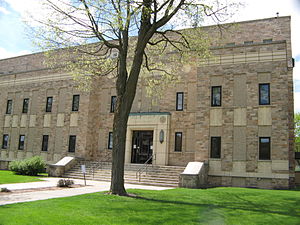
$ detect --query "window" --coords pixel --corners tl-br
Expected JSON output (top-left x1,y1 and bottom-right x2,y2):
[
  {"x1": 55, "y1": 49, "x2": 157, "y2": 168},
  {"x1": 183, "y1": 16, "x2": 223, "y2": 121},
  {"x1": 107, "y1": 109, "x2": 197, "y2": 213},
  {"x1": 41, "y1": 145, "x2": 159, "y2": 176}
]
[
  {"x1": 68, "y1": 135, "x2": 76, "y2": 152},
  {"x1": 45, "y1": 97, "x2": 53, "y2": 112},
  {"x1": 110, "y1": 96, "x2": 117, "y2": 113},
  {"x1": 244, "y1": 41, "x2": 253, "y2": 45},
  {"x1": 18, "y1": 135, "x2": 25, "y2": 150},
  {"x1": 226, "y1": 42, "x2": 235, "y2": 47},
  {"x1": 22, "y1": 98, "x2": 29, "y2": 113},
  {"x1": 175, "y1": 132, "x2": 182, "y2": 152},
  {"x1": 108, "y1": 132, "x2": 113, "y2": 149},
  {"x1": 263, "y1": 39, "x2": 272, "y2": 43},
  {"x1": 259, "y1": 137, "x2": 271, "y2": 160},
  {"x1": 176, "y1": 92, "x2": 184, "y2": 111},
  {"x1": 259, "y1": 83, "x2": 270, "y2": 105},
  {"x1": 42, "y1": 135, "x2": 49, "y2": 151},
  {"x1": 211, "y1": 137, "x2": 221, "y2": 158},
  {"x1": 211, "y1": 86, "x2": 222, "y2": 107},
  {"x1": 6, "y1": 100, "x2": 12, "y2": 114},
  {"x1": 72, "y1": 95, "x2": 80, "y2": 111},
  {"x1": 2, "y1": 134, "x2": 9, "y2": 149}
]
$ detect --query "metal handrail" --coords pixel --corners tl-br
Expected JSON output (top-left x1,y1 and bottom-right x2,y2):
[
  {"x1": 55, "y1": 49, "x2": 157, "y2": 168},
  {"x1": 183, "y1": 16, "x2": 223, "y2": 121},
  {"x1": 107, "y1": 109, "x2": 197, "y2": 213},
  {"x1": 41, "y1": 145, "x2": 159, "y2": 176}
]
[
  {"x1": 91, "y1": 151, "x2": 112, "y2": 179},
  {"x1": 136, "y1": 154, "x2": 155, "y2": 182}
]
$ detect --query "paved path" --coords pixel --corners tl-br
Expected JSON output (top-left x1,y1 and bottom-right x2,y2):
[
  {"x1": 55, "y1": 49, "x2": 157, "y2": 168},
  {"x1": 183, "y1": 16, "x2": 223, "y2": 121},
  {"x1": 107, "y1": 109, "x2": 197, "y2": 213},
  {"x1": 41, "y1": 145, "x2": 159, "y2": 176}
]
[{"x1": 0, "y1": 178, "x2": 172, "y2": 206}]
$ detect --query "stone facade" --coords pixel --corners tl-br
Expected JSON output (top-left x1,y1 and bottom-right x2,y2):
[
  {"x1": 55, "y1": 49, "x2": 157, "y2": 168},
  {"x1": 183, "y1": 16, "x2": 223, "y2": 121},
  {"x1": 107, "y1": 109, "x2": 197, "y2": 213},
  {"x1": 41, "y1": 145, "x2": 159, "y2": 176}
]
[{"x1": 0, "y1": 16, "x2": 295, "y2": 189}]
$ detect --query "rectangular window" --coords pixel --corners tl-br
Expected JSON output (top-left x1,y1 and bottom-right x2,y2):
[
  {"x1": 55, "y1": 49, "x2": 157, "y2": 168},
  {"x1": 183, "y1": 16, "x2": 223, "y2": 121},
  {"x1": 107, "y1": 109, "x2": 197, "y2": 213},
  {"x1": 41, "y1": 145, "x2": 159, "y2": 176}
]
[
  {"x1": 259, "y1": 137, "x2": 271, "y2": 160},
  {"x1": 6, "y1": 100, "x2": 12, "y2": 114},
  {"x1": 244, "y1": 41, "x2": 253, "y2": 45},
  {"x1": 226, "y1": 42, "x2": 235, "y2": 46},
  {"x1": 45, "y1": 97, "x2": 53, "y2": 112},
  {"x1": 110, "y1": 96, "x2": 117, "y2": 113},
  {"x1": 2, "y1": 134, "x2": 9, "y2": 149},
  {"x1": 175, "y1": 132, "x2": 182, "y2": 152},
  {"x1": 176, "y1": 92, "x2": 184, "y2": 111},
  {"x1": 263, "y1": 39, "x2": 272, "y2": 43},
  {"x1": 211, "y1": 86, "x2": 222, "y2": 107},
  {"x1": 211, "y1": 137, "x2": 221, "y2": 158},
  {"x1": 108, "y1": 132, "x2": 113, "y2": 149},
  {"x1": 72, "y1": 95, "x2": 80, "y2": 111},
  {"x1": 22, "y1": 98, "x2": 29, "y2": 113},
  {"x1": 259, "y1": 84, "x2": 270, "y2": 105},
  {"x1": 42, "y1": 135, "x2": 49, "y2": 152},
  {"x1": 18, "y1": 135, "x2": 25, "y2": 150},
  {"x1": 68, "y1": 135, "x2": 76, "y2": 152}
]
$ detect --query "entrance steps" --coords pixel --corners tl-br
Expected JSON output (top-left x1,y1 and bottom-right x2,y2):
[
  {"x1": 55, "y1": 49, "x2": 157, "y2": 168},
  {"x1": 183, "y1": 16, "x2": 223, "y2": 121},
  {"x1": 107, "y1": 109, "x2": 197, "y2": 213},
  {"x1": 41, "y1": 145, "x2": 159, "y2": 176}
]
[{"x1": 63, "y1": 161, "x2": 185, "y2": 187}]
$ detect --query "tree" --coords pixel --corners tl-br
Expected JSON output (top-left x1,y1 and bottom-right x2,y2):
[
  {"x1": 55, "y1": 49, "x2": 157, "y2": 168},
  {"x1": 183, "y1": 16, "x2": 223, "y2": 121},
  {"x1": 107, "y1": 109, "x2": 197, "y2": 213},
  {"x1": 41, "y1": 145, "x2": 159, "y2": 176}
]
[
  {"x1": 27, "y1": 0, "x2": 239, "y2": 196},
  {"x1": 295, "y1": 112, "x2": 300, "y2": 144}
]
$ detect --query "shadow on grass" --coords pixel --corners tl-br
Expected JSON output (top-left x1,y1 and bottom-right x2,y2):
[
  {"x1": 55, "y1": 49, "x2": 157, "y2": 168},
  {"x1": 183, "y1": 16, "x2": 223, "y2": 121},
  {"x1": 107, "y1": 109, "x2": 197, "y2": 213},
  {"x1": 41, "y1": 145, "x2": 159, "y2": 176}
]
[{"x1": 130, "y1": 192, "x2": 300, "y2": 219}]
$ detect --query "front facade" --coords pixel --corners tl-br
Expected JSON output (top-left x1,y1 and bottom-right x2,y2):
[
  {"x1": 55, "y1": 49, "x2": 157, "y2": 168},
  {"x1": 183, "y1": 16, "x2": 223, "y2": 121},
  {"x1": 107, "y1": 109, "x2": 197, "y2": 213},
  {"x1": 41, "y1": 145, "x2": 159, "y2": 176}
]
[{"x1": 0, "y1": 16, "x2": 295, "y2": 189}]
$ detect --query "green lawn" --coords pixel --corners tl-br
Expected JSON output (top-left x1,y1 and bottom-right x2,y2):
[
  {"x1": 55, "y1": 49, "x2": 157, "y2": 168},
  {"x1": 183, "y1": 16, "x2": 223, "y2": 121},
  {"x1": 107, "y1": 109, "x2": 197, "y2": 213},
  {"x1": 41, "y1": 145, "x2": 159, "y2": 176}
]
[
  {"x1": 0, "y1": 188, "x2": 299, "y2": 225},
  {"x1": 0, "y1": 170, "x2": 47, "y2": 184}
]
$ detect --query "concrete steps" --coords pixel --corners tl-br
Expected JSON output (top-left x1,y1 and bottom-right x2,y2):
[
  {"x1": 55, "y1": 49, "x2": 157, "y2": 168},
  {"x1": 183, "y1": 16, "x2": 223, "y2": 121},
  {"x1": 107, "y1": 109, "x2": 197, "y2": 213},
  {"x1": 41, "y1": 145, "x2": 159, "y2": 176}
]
[{"x1": 63, "y1": 161, "x2": 184, "y2": 187}]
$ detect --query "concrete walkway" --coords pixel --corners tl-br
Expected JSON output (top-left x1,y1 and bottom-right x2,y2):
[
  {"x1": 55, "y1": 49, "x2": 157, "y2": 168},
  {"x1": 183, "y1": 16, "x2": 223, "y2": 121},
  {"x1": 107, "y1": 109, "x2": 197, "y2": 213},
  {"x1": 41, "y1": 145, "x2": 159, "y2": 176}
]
[{"x1": 0, "y1": 178, "x2": 172, "y2": 206}]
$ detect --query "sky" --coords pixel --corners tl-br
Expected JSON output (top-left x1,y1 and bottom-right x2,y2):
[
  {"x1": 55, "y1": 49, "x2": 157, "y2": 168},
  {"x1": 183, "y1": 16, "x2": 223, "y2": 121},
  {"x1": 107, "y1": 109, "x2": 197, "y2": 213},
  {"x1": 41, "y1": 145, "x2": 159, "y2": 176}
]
[{"x1": 0, "y1": 0, "x2": 300, "y2": 112}]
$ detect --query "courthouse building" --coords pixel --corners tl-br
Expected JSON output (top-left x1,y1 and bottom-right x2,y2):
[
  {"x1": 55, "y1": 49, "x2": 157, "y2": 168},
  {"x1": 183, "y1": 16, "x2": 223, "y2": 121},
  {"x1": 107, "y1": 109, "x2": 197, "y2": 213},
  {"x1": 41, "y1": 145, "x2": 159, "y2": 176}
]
[{"x1": 0, "y1": 16, "x2": 295, "y2": 189}]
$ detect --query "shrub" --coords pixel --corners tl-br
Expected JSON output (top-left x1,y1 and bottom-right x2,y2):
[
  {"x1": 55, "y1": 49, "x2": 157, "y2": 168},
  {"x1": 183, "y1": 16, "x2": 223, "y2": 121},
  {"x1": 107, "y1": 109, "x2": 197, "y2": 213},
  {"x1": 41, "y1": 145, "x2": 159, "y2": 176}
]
[
  {"x1": 57, "y1": 179, "x2": 74, "y2": 187},
  {"x1": 9, "y1": 156, "x2": 46, "y2": 176},
  {"x1": 0, "y1": 187, "x2": 11, "y2": 192}
]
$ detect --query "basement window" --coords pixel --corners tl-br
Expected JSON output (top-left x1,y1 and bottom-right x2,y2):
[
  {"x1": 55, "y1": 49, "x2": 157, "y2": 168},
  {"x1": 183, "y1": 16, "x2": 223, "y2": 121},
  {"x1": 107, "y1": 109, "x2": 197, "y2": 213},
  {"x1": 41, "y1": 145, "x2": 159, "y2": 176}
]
[{"x1": 263, "y1": 39, "x2": 273, "y2": 43}]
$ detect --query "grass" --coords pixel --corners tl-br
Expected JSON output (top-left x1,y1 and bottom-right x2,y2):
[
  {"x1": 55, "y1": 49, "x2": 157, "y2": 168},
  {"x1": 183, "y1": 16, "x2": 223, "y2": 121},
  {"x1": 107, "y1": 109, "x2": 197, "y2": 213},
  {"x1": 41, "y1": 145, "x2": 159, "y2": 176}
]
[
  {"x1": 0, "y1": 170, "x2": 47, "y2": 184},
  {"x1": 0, "y1": 188, "x2": 299, "y2": 225}
]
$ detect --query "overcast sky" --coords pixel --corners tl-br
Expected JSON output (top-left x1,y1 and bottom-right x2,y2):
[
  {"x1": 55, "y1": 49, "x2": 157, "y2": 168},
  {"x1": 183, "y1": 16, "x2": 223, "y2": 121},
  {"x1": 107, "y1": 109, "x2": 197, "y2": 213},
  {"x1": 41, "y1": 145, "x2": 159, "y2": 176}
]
[{"x1": 0, "y1": 0, "x2": 299, "y2": 112}]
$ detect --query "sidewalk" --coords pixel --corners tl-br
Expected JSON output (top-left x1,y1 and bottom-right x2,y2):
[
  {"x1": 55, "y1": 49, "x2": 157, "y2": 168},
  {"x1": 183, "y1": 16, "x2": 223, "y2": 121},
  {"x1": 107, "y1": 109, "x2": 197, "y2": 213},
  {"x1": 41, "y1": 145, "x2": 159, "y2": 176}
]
[{"x1": 0, "y1": 178, "x2": 172, "y2": 206}]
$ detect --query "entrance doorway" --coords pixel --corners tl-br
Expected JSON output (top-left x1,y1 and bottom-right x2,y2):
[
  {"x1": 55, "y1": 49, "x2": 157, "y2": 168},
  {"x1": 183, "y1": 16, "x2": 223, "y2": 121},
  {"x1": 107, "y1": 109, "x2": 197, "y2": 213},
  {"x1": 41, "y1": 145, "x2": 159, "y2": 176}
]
[{"x1": 131, "y1": 130, "x2": 153, "y2": 164}]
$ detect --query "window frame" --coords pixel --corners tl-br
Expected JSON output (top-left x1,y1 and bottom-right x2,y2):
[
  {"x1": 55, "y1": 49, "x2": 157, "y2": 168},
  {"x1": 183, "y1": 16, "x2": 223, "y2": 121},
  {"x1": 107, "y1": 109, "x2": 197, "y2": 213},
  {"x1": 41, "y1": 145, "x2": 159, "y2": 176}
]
[
  {"x1": 6, "y1": 100, "x2": 12, "y2": 114},
  {"x1": 210, "y1": 136, "x2": 221, "y2": 159},
  {"x1": 110, "y1": 96, "x2": 117, "y2": 113},
  {"x1": 176, "y1": 92, "x2": 184, "y2": 111},
  {"x1": 45, "y1": 97, "x2": 53, "y2": 112},
  {"x1": 211, "y1": 86, "x2": 222, "y2": 107},
  {"x1": 72, "y1": 95, "x2": 80, "y2": 112},
  {"x1": 68, "y1": 135, "x2": 76, "y2": 152},
  {"x1": 2, "y1": 134, "x2": 9, "y2": 149},
  {"x1": 174, "y1": 132, "x2": 182, "y2": 152},
  {"x1": 22, "y1": 98, "x2": 29, "y2": 113},
  {"x1": 259, "y1": 137, "x2": 271, "y2": 160},
  {"x1": 259, "y1": 83, "x2": 270, "y2": 105},
  {"x1": 108, "y1": 132, "x2": 113, "y2": 149},
  {"x1": 41, "y1": 135, "x2": 49, "y2": 152},
  {"x1": 18, "y1": 135, "x2": 25, "y2": 150}
]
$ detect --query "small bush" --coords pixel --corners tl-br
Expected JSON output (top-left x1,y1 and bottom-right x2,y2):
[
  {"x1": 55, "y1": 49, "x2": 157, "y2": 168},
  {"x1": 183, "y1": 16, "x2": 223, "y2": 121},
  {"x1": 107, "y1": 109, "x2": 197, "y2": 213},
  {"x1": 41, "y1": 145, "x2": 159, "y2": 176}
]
[
  {"x1": 57, "y1": 179, "x2": 74, "y2": 187},
  {"x1": 0, "y1": 187, "x2": 11, "y2": 192},
  {"x1": 9, "y1": 156, "x2": 46, "y2": 176}
]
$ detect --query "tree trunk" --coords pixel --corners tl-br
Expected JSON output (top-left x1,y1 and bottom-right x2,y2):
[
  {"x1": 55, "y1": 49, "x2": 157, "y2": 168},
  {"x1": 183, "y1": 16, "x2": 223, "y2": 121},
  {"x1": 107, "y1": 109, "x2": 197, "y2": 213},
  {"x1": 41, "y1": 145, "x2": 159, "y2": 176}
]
[
  {"x1": 110, "y1": 104, "x2": 129, "y2": 195},
  {"x1": 109, "y1": 0, "x2": 153, "y2": 195}
]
